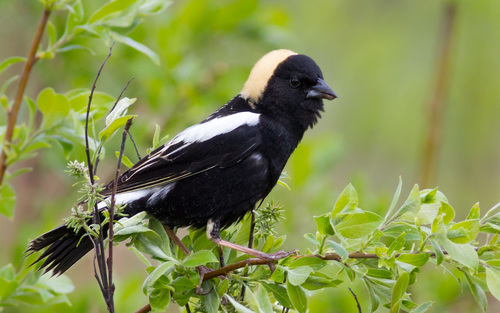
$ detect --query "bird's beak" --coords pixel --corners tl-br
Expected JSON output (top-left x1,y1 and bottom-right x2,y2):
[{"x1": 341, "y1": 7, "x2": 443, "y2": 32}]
[{"x1": 307, "y1": 78, "x2": 337, "y2": 100}]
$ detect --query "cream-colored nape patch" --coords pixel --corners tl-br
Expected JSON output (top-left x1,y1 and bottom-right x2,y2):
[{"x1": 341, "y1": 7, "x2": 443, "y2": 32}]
[{"x1": 240, "y1": 49, "x2": 297, "y2": 103}]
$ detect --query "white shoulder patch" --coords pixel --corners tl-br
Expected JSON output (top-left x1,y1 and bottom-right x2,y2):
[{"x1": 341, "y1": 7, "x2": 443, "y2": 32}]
[
  {"x1": 174, "y1": 112, "x2": 260, "y2": 144},
  {"x1": 240, "y1": 49, "x2": 297, "y2": 102}
]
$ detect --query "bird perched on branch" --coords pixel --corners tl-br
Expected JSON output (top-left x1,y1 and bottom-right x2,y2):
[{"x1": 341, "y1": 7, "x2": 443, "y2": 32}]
[{"x1": 28, "y1": 49, "x2": 337, "y2": 275}]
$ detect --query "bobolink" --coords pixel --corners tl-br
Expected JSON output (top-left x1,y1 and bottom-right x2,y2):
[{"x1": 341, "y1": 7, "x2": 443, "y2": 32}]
[{"x1": 28, "y1": 49, "x2": 337, "y2": 275}]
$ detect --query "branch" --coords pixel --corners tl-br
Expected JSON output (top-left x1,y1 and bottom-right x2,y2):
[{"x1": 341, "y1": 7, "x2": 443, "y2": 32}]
[
  {"x1": 421, "y1": 2, "x2": 458, "y2": 187},
  {"x1": 349, "y1": 287, "x2": 362, "y2": 313},
  {"x1": 0, "y1": 5, "x2": 52, "y2": 185},
  {"x1": 106, "y1": 117, "x2": 134, "y2": 313},
  {"x1": 85, "y1": 44, "x2": 114, "y2": 312},
  {"x1": 135, "y1": 248, "x2": 452, "y2": 312}
]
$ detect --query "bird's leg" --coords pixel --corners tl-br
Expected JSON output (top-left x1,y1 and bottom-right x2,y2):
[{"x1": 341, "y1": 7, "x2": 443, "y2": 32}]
[
  {"x1": 206, "y1": 219, "x2": 296, "y2": 261},
  {"x1": 163, "y1": 225, "x2": 190, "y2": 256},
  {"x1": 163, "y1": 225, "x2": 212, "y2": 294}
]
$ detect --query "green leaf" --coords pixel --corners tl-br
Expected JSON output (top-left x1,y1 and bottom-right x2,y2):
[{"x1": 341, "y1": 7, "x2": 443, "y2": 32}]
[
  {"x1": 301, "y1": 273, "x2": 342, "y2": 290},
  {"x1": 447, "y1": 219, "x2": 479, "y2": 244},
  {"x1": 270, "y1": 265, "x2": 285, "y2": 283},
  {"x1": 421, "y1": 188, "x2": 438, "y2": 203},
  {"x1": 47, "y1": 21, "x2": 57, "y2": 48},
  {"x1": 364, "y1": 279, "x2": 380, "y2": 312},
  {"x1": 391, "y1": 272, "x2": 409, "y2": 313},
  {"x1": 411, "y1": 301, "x2": 434, "y2": 313},
  {"x1": 440, "y1": 202, "x2": 455, "y2": 224},
  {"x1": 396, "y1": 253, "x2": 430, "y2": 268},
  {"x1": 332, "y1": 183, "x2": 358, "y2": 216},
  {"x1": 115, "y1": 152, "x2": 134, "y2": 168},
  {"x1": 99, "y1": 115, "x2": 136, "y2": 141},
  {"x1": 89, "y1": 0, "x2": 136, "y2": 24},
  {"x1": 37, "y1": 88, "x2": 70, "y2": 129},
  {"x1": 303, "y1": 232, "x2": 319, "y2": 246},
  {"x1": 288, "y1": 257, "x2": 327, "y2": 270},
  {"x1": 486, "y1": 267, "x2": 500, "y2": 301},
  {"x1": 225, "y1": 294, "x2": 256, "y2": 313},
  {"x1": 246, "y1": 285, "x2": 272, "y2": 313},
  {"x1": 326, "y1": 240, "x2": 349, "y2": 261},
  {"x1": 393, "y1": 184, "x2": 421, "y2": 220},
  {"x1": 261, "y1": 234, "x2": 274, "y2": 253},
  {"x1": 262, "y1": 283, "x2": 294, "y2": 309},
  {"x1": 152, "y1": 124, "x2": 161, "y2": 149},
  {"x1": 438, "y1": 234, "x2": 478, "y2": 271},
  {"x1": 216, "y1": 278, "x2": 229, "y2": 296},
  {"x1": 287, "y1": 280, "x2": 307, "y2": 313},
  {"x1": 387, "y1": 232, "x2": 406, "y2": 255},
  {"x1": 149, "y1": 288, "x2": 170, "y2": 312},
  {"x1": 429, "y1": 239, "x2": 444, "y2": 266},
  {"x1": 36, "y1": 274, "x2": 74, "y2": 294},
  {"x1": 335, "y1": 211, "x2": 384, "y2": 239},
  {"x1": 170, "y1": 277, "x2": 195, "y2": 293},
  {"x1": 467, "y1": 203, "x2": 480, "y2": 220},
  {"x1": 132, "y1": 231, "x2": 175, "y2": 262},
  {"x1": 385, "y1": 176, "x2": 403, "y2": 220},
  {"x1": 464, "y1": 271, "x2": 487, "y2": 312},
  {"x1": 110, "y1": 31, "x2": 160, "y2": 64},
  {"x1": 0, "y1": 183, "x2": 16, "y2": 218},
  {"x1": 105, "y1": 97, "x2": 136, "y2": 125},
  {"x1": 287, "y1": 266, "x2": 314, "y2": 286},
  {"x1": 142, "y1": 261, "x2": 175, "y2": 294},
  {"x1": 182, "y1": 250, "x2": 219, "y2": 267},
  {"x1": 314, "y1": 213, "x2": 335, "y2": 236},
  {"x1": 203, "y1": 282, "x2": 220, "y2": 313},
  {"x1": 0, "y1": 56, "x2": 26, "y2": 75}
]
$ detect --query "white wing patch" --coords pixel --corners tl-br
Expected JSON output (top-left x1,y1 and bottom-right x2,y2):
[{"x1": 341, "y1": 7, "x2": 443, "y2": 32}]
[
  {"x1": 127, "y1": 112, "x2": 261, "y2": 177},
  {"x1": 97, "y1": 184, "x2": 176, "y2": 209},
  {"x1": 175, "y1": 112, "x2": 260, "y2": 144}
]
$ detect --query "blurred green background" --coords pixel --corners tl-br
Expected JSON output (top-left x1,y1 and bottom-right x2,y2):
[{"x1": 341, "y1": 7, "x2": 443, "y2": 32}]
[{"x1": 1, "y1": 0, "x2": 499, "y2": 312}]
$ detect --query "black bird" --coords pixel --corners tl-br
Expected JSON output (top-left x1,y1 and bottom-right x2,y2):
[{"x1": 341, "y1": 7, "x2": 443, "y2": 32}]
[{"x1": 28, "y1": 49, "x2": 337, "y2": 275}]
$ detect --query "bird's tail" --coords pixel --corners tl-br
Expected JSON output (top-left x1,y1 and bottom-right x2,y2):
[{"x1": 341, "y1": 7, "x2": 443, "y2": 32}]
[{"x1": 26, "y1": 213, "x2": 109, "y2": 276}]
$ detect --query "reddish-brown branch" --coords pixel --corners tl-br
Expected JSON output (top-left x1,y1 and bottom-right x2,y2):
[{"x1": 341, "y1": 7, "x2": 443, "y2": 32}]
[
  {"x1": 421, "y1": 2, "x2": 458, "y2": 187},
  {"x1": 134, "y1": 249, "x2": 447, "y2": 312},
  {"x1": 0, "y1": 6, "x2": 52, "y2": 185}
]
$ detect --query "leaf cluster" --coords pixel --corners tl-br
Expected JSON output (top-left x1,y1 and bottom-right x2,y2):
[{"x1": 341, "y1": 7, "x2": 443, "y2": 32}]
[{"x1": 110, "y1": 179, "x2": 500, "y2": 313}]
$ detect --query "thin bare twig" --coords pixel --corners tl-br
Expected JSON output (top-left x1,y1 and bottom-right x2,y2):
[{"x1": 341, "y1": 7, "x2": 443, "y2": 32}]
[
  {"x1": 85, "y1": 44, "x2": 114, "y2": 312},
  {"x1": 127, "y1": 130, "x2": 142, "y2": 161},
  {"x1": 108, "y1": 77, "x2": 134, "y2": 114},
  {"x1": 421, "y1": 2, "x2": 458, "y2": 187},
  {"x1": 349, "y1": 287, "x2": 362, "y2": 313},
  {"x1": 86, "y1": 43, "x2": 115, "y2": 183},
  {"x1": 134, "y1": 303, "x2": 151, "y2": 313},
  {"x1": 0, "y1": 5, "x2": 52, "y2": 185},
  {"x1": 106, "y1": 118, "x2": 134, "y2": 313},
  {"x1": 239, "y1": 211, "x2": 256, "y2": 300}
]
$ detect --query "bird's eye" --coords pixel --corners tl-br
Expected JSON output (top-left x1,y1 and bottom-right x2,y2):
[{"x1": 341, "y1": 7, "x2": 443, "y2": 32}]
[{"x1": 289, "y1": 77, "x2": 300, "y2": 88}]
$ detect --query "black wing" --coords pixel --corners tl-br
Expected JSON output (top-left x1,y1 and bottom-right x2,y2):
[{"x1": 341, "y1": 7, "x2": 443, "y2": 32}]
[{"x1": 101, "y1": 123, "x2": 262, "y2": 196}]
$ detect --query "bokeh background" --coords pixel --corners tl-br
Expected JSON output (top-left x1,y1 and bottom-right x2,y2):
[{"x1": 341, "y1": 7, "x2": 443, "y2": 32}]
[{"x1": 1, "y1": 0, "x2": 499, "y2": 312}]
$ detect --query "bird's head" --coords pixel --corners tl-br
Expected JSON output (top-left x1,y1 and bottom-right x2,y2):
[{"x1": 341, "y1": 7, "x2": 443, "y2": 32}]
[{"x1": 240, "y1": 49, "x2": 337, "y2": 130}]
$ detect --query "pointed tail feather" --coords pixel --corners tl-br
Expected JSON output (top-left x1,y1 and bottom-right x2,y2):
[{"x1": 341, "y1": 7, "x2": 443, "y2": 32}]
[{"x1": 27, "y1": 221, "x2": 108, "y2": 276}]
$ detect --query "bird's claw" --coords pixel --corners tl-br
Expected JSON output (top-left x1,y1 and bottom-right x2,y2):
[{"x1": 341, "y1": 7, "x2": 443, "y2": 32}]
[
  {"x1": 261, "y1": 249, "x2": 298, "y2": 261},
  {"x1": 195, "y1": 265, "x2": 214, "y2": 295}
]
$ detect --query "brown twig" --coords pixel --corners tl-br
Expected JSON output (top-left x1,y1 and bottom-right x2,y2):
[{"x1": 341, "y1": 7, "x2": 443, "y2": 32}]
[
  {"x1": 85, "y1": 44, "x2": 114, "y2": 312},
  {"x1": 106, "y1": 118, "x2": 134, "y2": 313},
  {"x1": 421, "y1": 2, "x2": 458, "y2": 187},
  {"x1": 134, "y1": 303, "x2": 151, "y2": 313},
  {"x1": 0, "y1": 5, "x2": 52, "y2": 185},
  {"x1": 349, "y1": 287, "x2": 362, "y2": 313}
]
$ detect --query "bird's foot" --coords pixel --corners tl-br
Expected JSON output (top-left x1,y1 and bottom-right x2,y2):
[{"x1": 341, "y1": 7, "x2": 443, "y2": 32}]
[
  {"x1": 195, "y1": 265, "x2": 214, "y2": 295},
  {"x1": 259, "y1": 249, "x2": 298, "y2": 261}
]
